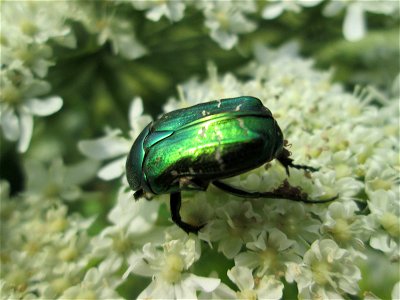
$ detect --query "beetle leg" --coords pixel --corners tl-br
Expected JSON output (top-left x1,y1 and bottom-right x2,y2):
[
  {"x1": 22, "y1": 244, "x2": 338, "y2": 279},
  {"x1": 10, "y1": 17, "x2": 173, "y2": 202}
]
[
  {"x1": 170, "y1": 192, "x2": 205, "y2": 234},
  {"x1": 212, "y1": 180, "x2": 337, "y2": 204},
  {"x1": 277, "y1": 148, "x2": 319, "y2": 176}
]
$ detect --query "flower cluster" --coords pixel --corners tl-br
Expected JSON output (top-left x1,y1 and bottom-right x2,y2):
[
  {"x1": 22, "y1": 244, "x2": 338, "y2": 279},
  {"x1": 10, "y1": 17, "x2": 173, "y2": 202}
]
[
  {"x1": 0, "y1": 181, "x2": 121, "y2": 299},
  {"x1": 127, "y1": 0, "x2": 399, "y2": 47},
  {"x1": 0, "y1": 2, "x2": 67, "y2": 152},
  {"x1": 78, "y1": 45, "x2": 399, "y2": 299}
]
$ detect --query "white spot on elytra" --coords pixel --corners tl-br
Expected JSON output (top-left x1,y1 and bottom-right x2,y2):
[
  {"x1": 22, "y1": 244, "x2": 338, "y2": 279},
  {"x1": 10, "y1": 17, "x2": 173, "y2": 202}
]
[
  {"x1": 237, "y1": 118, "x2": 248, "y2": 135},
  {"x1": 198, "y1": 127, "x2": 206, "y2": 138},
  {"x1": 217, "y1": 100, "x2": 222, "y2": 108},
  {"x1": 215, "y1": 148, "x2": 225, "y2": 170},
  {"x1": 216, "y1": 130, "x2": 223, "y2": 142},
  {"x1": 235, "y1": 104, "x2": 242, "y2": 111},
  {"x1": 202, "y1": 110, "x2": 206, "y2": 116}
]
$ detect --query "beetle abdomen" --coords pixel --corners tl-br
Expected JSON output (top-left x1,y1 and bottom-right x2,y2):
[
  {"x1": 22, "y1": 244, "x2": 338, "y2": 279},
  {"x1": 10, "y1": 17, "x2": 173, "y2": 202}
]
[{"x1": 144, "y1": 114, "x2": 282, "y2": 194}]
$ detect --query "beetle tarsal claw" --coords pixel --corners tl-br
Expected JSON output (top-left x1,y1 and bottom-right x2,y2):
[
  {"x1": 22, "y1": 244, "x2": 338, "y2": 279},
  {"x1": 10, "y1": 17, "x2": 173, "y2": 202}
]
[
  {"x1": 277, "y1": 148, "x2": 318, "y2": 175},
  {"x1": 272, "y1": 180, "x2": 338, "y2": 204}
]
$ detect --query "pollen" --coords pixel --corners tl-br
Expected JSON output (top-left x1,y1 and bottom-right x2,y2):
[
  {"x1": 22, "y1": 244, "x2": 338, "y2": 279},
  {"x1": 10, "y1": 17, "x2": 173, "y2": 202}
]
[{"x1": 161, "y1": 254, "x2": 184, "y2": 283}]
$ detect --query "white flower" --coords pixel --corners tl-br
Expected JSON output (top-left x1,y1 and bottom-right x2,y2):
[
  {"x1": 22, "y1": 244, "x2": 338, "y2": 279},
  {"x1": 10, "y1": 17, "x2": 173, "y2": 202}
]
[
  {"x1": 321, "y1": 201, "x2": 370, "y2": 257},
  {"x1": 131, "y1": 0, "x2": 186, "y2": 22},
  {"x1": 0, "y1": 189, "x2": 94, "y2": 298},
  {"x1": 79, "y1": 97, "x2": 152, "y2": 181},
  {"x1": 200, "y1": 200, "x2": 262, "y2": 259},
  {"x1": 0, "y1": 1, "x2": 76, "y2": 46},
  {"x1": 0, "y1": 64, "x2": 63, "y2": 152},
  {"x1": 60, "y1": 263, "x2": 123, "y2": 300},
  {"x1": 23, "y1": 158, "x2": 98, "y2": 202},
  {"x1": 262, "y1": 0, "x2": 323, "y2": 19},
  {"x1": 74, "y1": 2, "x2": 146, "y2": 60},
  {"x1": 287, "y1": 239, "x2": 361, "y2": 299},
  {"x1": 0, "y1": 2, "x2": 75, "y2": 152},
  {"x1": 368, "y1": 190, "x2": 400, "y2": 260},
  {"x1": 90, "y1": 186, "x2": 161, "y2": 266},
  {"x1": 200, "y1": 0, "x2": 256, "y2": 49},
  {"x1": 1, "y1": 35, "x2": 54, "y2": 78},
  {"x1": 235, "y1": 229, "x2": 299, "y2": 278},
  {"x1": 126, "y1": 239, "x2": 220, "y2": 299},
  {"x1": 365, "y1": 160, "x2": 398, "y2": 195},
  {"x1": 227, "y1": 266, "x2": 284, "y2": 300},
  {"x1": 97, "y1": 17, "x2": 147, "y2": 60},
  {"x1": 323, "y1": 1, "x2": 399, "y2": 41},
  {"x1": 264, "y1": 201, "x2": 321, "y2": 254}
]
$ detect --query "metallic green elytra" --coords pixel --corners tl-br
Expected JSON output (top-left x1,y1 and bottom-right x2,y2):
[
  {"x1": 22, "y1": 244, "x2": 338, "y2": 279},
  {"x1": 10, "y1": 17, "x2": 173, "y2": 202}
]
[{"x1": 126, "y1": 96, "x2": 336, "y2": 233}]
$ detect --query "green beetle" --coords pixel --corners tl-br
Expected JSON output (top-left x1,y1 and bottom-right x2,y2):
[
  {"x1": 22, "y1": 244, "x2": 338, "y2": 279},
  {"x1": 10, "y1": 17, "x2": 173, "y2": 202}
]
[{"x1": 126, "y1": 96, "x2": 335, "y2": 233}]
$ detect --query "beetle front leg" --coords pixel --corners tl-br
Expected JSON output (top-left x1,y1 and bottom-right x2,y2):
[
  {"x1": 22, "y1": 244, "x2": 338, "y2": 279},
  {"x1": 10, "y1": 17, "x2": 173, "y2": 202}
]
[
  {"x1": 170, "y1": 192, "x2": 204, "y2": 234},
  {"x1": 212, "y1": 180, "x2": 337, "y2": 204}
]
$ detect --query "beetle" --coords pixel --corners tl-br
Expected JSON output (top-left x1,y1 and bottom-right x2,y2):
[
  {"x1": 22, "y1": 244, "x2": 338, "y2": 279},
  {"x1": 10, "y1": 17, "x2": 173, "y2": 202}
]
[{"x1": 126, "y1": 96, "x2": 336, "y2": 233}]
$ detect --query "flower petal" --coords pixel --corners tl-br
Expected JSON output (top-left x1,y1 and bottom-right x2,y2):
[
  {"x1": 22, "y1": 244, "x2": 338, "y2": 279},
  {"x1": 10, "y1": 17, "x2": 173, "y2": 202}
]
[
  {"x1": 213, "y1": 30, "x2": 238, "y2": 50},
  {"x1": 343, "y1": 3, "x2": 365, "y2": 41},
  {"x1": 298, "y1": 0, "x2": 323, "y2": 7},
  {"x1": 17, "y1": 109, "x2": 33, "y2": 153},
  {"x1": 185, "y1": 274, "x2": 221, "y2": 293},
  {"x1": 174, "y1": 279, "x2": 197, "y2": 299},
  {"x1": 98, "y1": 157, "x2": 126, "y2": 180},
  {"x1": 138, "y1": 279, "x2": 174, "y2": 300},
  {"x1": 25, "y1": 96, "x2": 63, "y2": 116},
  {"x1": 129, "y1": 97, "x2": 144, "y2": 126},
  {"x1": 78, "y1": 131, "x2": 128, "y2": 160},
  {"x1": 227, "y1": 266, "x2": 254, "y2": 291},
  {"x1": 1, "y1": 107, "x2": 20, "y2": 141},
  {"x1": 219, "y1": 237, "x2": 242, "y2": 259},
  {"x1": 65, "y1": 160, "x2": 100, "y2": 186},
  {"x1": 60, "y1": 185, "x2": 81, "y2": 201},
  {"x1": 257, "y1": 275, "x2": 284, "y2": 300},
  {"x1": 262, "y1": 3, "x2": 284, "y2": 19}
]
